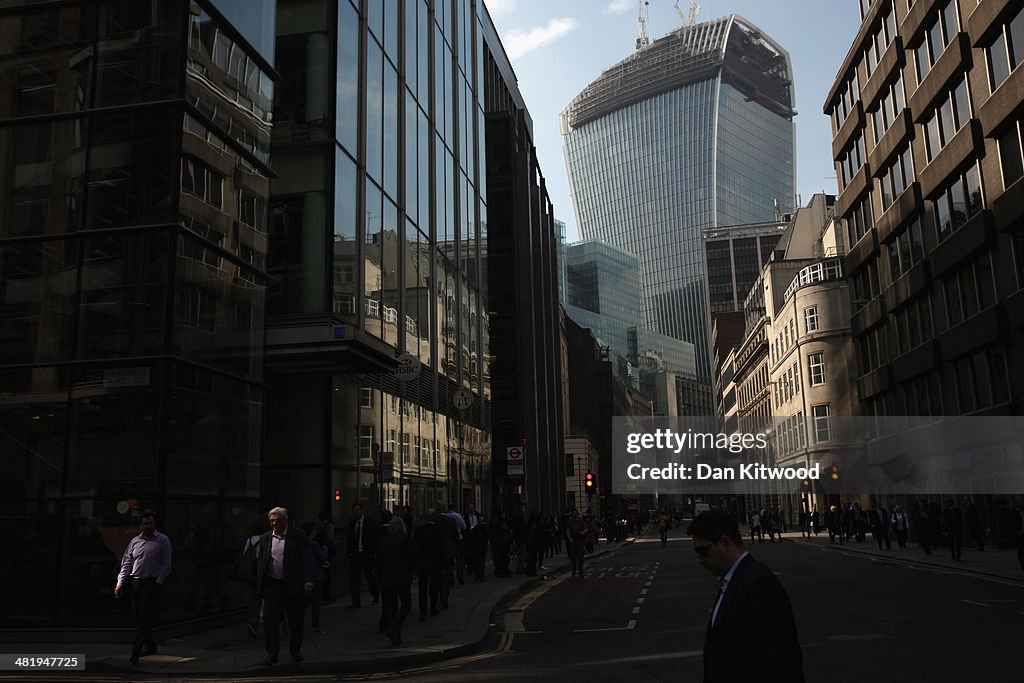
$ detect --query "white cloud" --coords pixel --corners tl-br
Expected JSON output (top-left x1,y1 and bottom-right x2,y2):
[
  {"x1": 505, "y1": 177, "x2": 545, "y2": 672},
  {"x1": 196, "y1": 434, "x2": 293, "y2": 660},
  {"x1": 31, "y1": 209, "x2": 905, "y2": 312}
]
[
  {"x1": 606, "y1": 0, "x2": 634, "y2": 14},
  {"x1": 504, "y1": 17, "x2": 578, "y2": 59},
  {"x1": 485, "y1": 0, "x2": 518, "y2": 18}
]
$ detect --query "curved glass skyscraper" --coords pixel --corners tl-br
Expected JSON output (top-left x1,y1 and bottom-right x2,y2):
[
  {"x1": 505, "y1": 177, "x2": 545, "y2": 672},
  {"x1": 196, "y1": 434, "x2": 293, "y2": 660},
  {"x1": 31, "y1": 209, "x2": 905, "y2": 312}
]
[{"x1": 561, "y1": 15, "x2": 795, "y2": 381}]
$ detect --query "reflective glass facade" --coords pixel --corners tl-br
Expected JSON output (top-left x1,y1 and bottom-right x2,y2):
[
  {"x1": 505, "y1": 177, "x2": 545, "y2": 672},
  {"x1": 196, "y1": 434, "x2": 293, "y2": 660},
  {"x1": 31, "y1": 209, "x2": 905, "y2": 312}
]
[
  {"x1": 562, "y1": 15, "x2": 795, "y2": 381},
  {"x1": 0, "y1": 0, "x2": 273, "y2": 627}
]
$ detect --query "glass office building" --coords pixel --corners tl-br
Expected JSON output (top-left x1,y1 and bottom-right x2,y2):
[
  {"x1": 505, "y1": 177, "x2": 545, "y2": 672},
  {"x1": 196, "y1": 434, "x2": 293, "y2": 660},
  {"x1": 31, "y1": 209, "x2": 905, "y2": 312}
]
[
  {"x1": 0, "y1": 0, "x2": 563, "y2": 629},
  {"x1": 561, "y1": 15, "x2": 796, "y2": 381},
  {"x1": 0, "y1": 0, "x2": 276, "y2": 627}
]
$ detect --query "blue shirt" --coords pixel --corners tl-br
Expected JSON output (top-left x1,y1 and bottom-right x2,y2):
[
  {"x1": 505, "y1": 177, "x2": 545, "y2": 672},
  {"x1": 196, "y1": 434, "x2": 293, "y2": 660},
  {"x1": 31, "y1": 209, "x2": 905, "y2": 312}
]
[{"x1": 117, "y1": 531, "x2": 172, "y2": 587}]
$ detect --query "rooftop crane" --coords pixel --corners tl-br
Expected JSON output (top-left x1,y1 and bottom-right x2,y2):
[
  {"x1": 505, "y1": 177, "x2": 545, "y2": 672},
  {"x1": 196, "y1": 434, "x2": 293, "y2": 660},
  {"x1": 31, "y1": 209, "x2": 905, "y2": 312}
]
[
  {"x1": 674, "y1": 1, "x2": 700, "y2": 27},
  {"x1": 636, "y1": 0, "x2": 650, "y2": 50}
]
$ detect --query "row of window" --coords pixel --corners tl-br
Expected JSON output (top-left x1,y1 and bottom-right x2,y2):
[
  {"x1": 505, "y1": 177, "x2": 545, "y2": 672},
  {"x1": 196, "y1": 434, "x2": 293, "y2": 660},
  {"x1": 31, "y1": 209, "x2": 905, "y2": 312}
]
[
  {"x1": 923, "y1": 76, "x2": 970, "y2": 163},
  {"x1": 869, "y1": 75, "x2": 906, "y2": 144},
  {"x1": 984, "y1": 4, "x2": 1024, "y2": 92},
  {"x1": 886, "y1": 218, "x2": 925, "y2": 281},
  {"x1": 878, "y1": 144, "x2": 915, "y2": 211},
  {"x1": 839, "y1": 132, "x2": 867, "y2": 186},
  {"x1": 914, "y1": 0, "x2": 960, "y2": 84},
  {"x1": 864, "y1": 2, "x2": 897, "y2": 77},
  {"x1": 942, "y1": 252, "x2": 995, "y2": 328}
]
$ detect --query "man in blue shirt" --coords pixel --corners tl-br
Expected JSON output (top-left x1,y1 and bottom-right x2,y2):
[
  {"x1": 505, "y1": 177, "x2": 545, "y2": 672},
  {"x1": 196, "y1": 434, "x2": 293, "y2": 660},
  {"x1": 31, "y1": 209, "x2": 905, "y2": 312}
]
[{"x1": 115, "y1": 510, "x2": 172, "y2": 664}]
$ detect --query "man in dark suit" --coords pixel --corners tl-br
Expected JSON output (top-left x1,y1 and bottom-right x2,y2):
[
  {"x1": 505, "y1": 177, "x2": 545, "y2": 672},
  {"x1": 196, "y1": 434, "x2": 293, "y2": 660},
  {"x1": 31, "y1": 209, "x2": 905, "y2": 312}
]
[
  {"x1": 412, "y1": 508, "x2": 446, "y2": 620},
  {"x1": 687, "y1": 510, "x2": 804, "y2": 683},
  {"x1": 345, "y1": 503, "x2": 380, "y2": 608},
  {"x1": 256, "y1": 506, "x2": 317, "y2": 666},
  {"x1": 871, "y1": 503, "x2": 892, "y2": 550}
]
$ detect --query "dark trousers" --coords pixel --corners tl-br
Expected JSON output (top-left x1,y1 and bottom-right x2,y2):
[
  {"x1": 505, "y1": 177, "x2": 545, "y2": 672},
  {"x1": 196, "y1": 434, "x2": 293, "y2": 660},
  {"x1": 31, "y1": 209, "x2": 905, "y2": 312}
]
[
  {"x1": 895, "y1": 529, "x2": 908, "y2": 549},
  {"x1": 492, "y1": 545, "x2": 510, "y2": 575},
  {"x1": 874, "y1": 528, "x2": 891, "y2": 550},
  {"x1": 349, "y1": 552, "x2": 378, "y2": 606},
  {"x1": 417, "y1": 570, "x2": 441, "y2": 616},
  {"x1": 569, "y1": 540, "x2": 585, "y2": 575},
  {"x1": 262, "y1": 578, "x2": 305, "y2": 656},
  {"x1": 948, "y1": 530, "x2": 963, "y2": 560},
  {"x1": 381, "y1": 584, "x2": 412, "y2": 637},
  {"x1": 129, "y1": 578, "x2": 161, "y2": 658}
]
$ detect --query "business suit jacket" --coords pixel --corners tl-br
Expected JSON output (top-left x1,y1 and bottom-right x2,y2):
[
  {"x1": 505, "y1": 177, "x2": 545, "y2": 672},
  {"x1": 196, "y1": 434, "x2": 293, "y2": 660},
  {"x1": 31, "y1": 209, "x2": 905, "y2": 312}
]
[
  {"x1": 256, "y1": 526, "x2": 317, "y2": 599},
  {"x1": 703, "y1": 554, "x2": 804, "y2": 683},
  {"x1": 411, "y1": 522, "x2": 447, "y2": 574},
  {"x1": 346, "y1": 516, "x2": 380, "y2": 556},
  {"x1": 376, "y1": 532, "x2": 413, "y2": 588}
]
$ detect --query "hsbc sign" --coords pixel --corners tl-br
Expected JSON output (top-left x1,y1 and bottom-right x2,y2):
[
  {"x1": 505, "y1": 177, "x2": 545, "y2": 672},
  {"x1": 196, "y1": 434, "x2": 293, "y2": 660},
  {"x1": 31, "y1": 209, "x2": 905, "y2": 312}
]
[{"x1": 394, "y1": 352, "x2": 422, "y2": 382}]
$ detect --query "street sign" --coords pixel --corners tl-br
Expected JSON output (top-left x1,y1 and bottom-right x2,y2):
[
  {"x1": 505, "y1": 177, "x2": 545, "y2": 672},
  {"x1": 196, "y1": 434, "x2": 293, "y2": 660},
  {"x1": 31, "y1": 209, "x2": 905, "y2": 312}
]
[
  {"x1": 506, "y1": 446, "x2": 524, "y2": 476},
  {"x1": 452, "y1": 388, "x2": 473, "y2": 410},
  {"x1": 394, "y1": 352, "x2": 421, "y2": 382}
]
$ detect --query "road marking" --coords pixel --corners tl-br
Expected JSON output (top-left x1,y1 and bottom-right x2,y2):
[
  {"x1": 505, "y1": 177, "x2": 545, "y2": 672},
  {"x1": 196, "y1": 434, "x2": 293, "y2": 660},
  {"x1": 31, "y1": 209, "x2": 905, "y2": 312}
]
[
  {"x1": 573, "y1": 625, "x2": 633, "y2": 633},
  {"x1": 961, "y1": 600, "x2": 992, "y2": 607},
  {"x1": 632, "y1": 606, "x2": 641, "y2": 614},
  {"x1": 637, "y1": 597, "x2": 645, "y2": 604},
  {"x1": 641, "y1": 588, "x2": 648, "y2": 595},
  {"x1": 627, "y1": 619, "x2": 637, "y2": 629}
]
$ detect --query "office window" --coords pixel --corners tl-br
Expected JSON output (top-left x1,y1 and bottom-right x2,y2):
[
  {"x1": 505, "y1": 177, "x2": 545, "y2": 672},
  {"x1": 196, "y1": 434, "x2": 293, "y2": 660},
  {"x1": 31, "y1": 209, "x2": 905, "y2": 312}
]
[
  {"x1": 922, "y1": 76, "x2": 971, "y2": 162},
  {"x1": 812, "y1": 404, "x2": 832, "y2": 442},
  {"x1": 359, "y1": 425, "x2": 374, "y2": 459},
  {"x1": 984, "y1": 5, "x2": 1024, "y2": 91},
  {"x1": 809, "y1": 352, "x2": 826, "y2": 385},
  {"x1": 360, "y1": 386, "x2": 373, "y2": 408},
  {"x1": 934, "y1": 162, "x2": 983, "y2": 241},
  {"x1": 804, "y1": 306, "x2": 819, "y2": 332}
]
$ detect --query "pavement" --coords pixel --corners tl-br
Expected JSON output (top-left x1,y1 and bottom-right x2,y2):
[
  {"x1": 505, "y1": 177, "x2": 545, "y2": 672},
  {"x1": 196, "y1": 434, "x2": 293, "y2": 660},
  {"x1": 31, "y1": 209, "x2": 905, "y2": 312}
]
[
  {"x1": 748, "y1": 527, "x2": 1024, "y2": 582},
  {"x1": 13, "y1": 537, "x2": 638, "y2": 677}
]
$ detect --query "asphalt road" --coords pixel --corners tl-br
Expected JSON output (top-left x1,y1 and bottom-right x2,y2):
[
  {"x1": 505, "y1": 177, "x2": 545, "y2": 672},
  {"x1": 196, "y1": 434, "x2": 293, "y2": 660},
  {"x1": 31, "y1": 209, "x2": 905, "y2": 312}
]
[
  {"x1": 359, "y1": 527, "x2": 1023, "y2": 682},
  {"x1": 23, "y1": 528, "x2": 1021, "y2": 682}
]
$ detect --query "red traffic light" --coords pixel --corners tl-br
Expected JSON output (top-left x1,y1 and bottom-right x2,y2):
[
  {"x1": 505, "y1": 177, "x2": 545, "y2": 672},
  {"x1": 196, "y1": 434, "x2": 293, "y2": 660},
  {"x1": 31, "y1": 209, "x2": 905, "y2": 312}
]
[
  {"x1": 830, "y1": 465, "x2": 840, "y2": 480},
  {"x1": 334, "y1": 489, "x2": 342, "y2": 501},
  {"x1": 585, "y1": 471, "x2": 594, "y2": 487}
]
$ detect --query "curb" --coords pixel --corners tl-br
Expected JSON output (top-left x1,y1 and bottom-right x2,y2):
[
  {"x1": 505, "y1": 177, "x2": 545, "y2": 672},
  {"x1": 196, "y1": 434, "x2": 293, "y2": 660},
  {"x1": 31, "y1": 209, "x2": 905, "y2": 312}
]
[
  {"x1": 92, "y1": 539, "x2": 638, "y2": 677},
  {"x1": 790, "y1": 537, "x2": 1024, "y2": 583}
]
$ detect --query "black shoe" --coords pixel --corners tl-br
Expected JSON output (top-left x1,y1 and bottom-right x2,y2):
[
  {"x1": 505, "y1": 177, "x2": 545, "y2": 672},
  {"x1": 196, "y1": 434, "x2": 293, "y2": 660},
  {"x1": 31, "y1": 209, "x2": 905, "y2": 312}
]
[
  {"x1": 291, "y1": 652, "x2": 303, "y2": 663},
  {"x1": 129, "y1": 655, "x2": 140, "y2": 665},
  {"x1": 140, "y1": 647, "x2": 157, "y2": 657},
  {"x1": 263, "y1": 654, "x2": 278, "y2": 666},
  {"x1": 387, "y1": 631, "x2": 401, "y2": 646}
]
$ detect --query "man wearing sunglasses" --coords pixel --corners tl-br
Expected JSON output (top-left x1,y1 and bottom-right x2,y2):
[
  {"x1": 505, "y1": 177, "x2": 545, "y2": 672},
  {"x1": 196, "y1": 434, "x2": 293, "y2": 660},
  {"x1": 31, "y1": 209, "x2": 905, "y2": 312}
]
[{"x1": 688, "y1": 510, "x2": 803, "y2": 683}]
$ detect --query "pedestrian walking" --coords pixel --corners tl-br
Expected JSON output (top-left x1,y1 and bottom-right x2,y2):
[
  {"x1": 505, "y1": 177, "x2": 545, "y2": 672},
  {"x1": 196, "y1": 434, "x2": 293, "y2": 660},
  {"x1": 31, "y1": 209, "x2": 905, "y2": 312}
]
[
  {"x1": 891, "y1": 506, "x2": 910, "y2": 549},
  {"x1": 659, "y1": 510, "x2": 671, "y2": 545},
  {"x1": 688, "y1": 510, "x2": 804, "y2": 683},
  {"x1": 345, "y1": 503, "x2": 380, "y2": 608},
  {"x1": 442, "y1": 504, "x2": 467, "y2": 585},
  {"x1": 412, "y1": 509, "x2": 446, "y2": 619},
  {"x1": 825, "y1": 505, "x2": 843, "y2": 545},
  {"x1": 490, "y1": 511, "x2": 512, "y2": 576},
  {"x1": 943, "y1": 499, "x2": 964, "y2": 561},
  {"x1": 963, "y1": 498, "x2": 985, "y2": 551},
  {"x1": 465, "y1": 516, "x2": 489, "y2": 581},
  {"x1": 314, "y1": 510, "x2": 337, "y2": 602},
  {"x1": 115, "y1": 510, "x2": 172, "y2": 665},
  {"x1": 256, "y1": 507, "x2": 317, "y2": 665},
  {"x1": 376, "y1": 516, "x2": 413, "y2": 645},
  {"x1": 1012, "y1": 500, "x2": 1024, "y2": 573},
  {"x1": 750, "y1": 511, "x2": 763, "y2": 544},
  {"x1": 567, "y1": 510, "x2": 588, "y2": 577},
  {"x1": 810, "y1": 506, "x2": 820, "y2": 536},
  {"x1": 301, "y1": 523, "x2": 329, "y2": 634},
  {"x1": 871, "y1": 504, "x2": 891, "y2": 550}
]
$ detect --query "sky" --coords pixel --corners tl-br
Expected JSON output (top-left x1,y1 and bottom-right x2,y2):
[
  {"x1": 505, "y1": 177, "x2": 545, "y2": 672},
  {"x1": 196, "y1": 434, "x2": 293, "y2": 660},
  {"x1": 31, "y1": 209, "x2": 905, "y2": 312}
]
[{"x1": 484, "y1": 0, "x2": 863, "y2": 242}]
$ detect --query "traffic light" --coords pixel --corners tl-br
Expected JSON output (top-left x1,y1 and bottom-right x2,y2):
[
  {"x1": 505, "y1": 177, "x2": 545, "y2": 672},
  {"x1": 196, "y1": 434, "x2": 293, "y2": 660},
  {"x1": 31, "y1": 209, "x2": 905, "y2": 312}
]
[
  {"x1": 585, "y1": 471, "x2": 594, "y2": 496},
  {"x1": 830, "y1": 465, "x2": 840, "y2": 481},
  {"x1": 334, "y1": 489, "x2": 342, "y2": 502}
]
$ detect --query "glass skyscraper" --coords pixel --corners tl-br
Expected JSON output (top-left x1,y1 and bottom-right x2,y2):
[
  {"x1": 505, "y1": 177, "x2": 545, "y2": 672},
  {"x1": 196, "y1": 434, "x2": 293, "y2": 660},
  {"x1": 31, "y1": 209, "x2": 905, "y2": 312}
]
[{"x1": 561, "y1": 15, "x2": 795, "y2": 381}]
